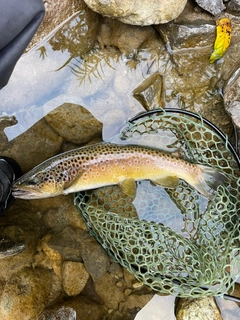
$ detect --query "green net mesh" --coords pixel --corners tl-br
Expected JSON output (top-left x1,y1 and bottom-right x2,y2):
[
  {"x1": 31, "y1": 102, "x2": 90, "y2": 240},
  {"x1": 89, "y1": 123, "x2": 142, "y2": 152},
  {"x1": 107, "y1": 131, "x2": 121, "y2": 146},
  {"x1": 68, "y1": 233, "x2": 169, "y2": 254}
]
[{"x1": 74, "y1": 110, "x2": 240, "y2": 298}]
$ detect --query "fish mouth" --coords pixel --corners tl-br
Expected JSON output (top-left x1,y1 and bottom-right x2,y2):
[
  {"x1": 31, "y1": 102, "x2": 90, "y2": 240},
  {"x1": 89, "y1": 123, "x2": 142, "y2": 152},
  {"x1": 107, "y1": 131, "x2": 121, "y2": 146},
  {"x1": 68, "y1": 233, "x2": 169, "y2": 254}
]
[
  {"x1": 11, "y1": 183, "x2": 47, "y2": 199},
  {"x1": 11, "y1": 188, "x2": 43, "y2": 199}
]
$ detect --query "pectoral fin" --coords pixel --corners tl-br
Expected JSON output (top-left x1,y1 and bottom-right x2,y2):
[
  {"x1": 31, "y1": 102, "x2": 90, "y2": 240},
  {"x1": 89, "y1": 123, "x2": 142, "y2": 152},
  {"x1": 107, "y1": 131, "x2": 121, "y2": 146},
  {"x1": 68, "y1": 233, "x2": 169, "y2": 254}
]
[
  {"x1": 151, "y1": 176, "x2": 179, "y2": 188},
  {"x1": 63, "y1": 172, "x2": 84, "y2": 194},
  {"x1": 119, "y1": 179, "x2": 136, "y2": 198}
]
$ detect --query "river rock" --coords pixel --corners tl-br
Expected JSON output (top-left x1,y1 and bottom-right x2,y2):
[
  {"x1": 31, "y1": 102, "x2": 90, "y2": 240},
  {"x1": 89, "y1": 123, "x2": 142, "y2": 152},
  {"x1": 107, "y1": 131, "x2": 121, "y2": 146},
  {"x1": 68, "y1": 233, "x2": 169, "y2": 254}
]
[
  {"x1": 227, "y1": 0, "x2": 240, "y2": 15},
  {"x1": 223, "y1": 64, "x2": 240, "y2": 128},
  {"x1": 40, "y1": 294, "x2": 106, "y2": 319},
  {"x1": 175, "y1": 296, "x2": 223, "y2": 320},
  {"x1": 62, "y1": 261, "x2": 89, "y2": 296},
  {"x1": 83, "y1": 0, "x2": 188, "y2": 25},
  {"x1": 98, "y1": 18, "x2": 161, "y2": 55},
  {"x1": 0, "y1": 118, "x2": 63, "y2": 173},
  {"x1": 155, "y1": 1, "x2": 215, "y2": 51},
  {"x1": 38, "y1": 306, "x2": 76, "y2": 320},
  {"x1": 94, "y1": 271, "x2": 126, "y2": 309},
  {"x1": 0, "y1": 203, "x2": 44, "y2": 280},
  {"x1": 133, "y1": 73, "x2": 163, "y2": 110},
  {"x1": 194, "y1": 0, "x2": 225, "y2": 15},
  {"x1": 45, "y1": 103, "x2": 103, "y2": 145},
  {"x1": 40, "y1": 226, "x2": 85, "y2": 279},
  {"x1": 78, "y1": 231, "x2": 110, "y2": 282},
  {"x1": 0, "y1": 267, "x2": 62, "y2": 320},
  {"x1": 28, "y1": 0, "x2": 101, "y2": 52}
]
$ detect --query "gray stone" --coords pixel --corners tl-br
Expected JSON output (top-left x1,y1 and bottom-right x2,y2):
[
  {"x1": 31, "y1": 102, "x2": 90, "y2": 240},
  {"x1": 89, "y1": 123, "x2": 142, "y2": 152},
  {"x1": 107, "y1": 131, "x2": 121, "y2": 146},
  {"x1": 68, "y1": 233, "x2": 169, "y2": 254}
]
[
  {"x1": 227, "y1": 0, "x2": 240, "y2": 15},
  {"x1": 194, "y1": 0, "x2": 225, "y2": 15},
  {"x1": 223, "y1": 64, "x2": 240, "y2": 128},
  {"x1": 83, "y1": 0, "x2": 188, "y2": 25}
]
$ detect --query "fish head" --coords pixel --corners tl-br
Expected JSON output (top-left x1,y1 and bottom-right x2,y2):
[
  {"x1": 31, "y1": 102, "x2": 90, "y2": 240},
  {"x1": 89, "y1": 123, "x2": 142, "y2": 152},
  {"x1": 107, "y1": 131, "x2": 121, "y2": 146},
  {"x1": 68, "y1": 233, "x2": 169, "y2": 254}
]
[{"x1": 11, "y1": 165, "x2": 67, "y2": 199}]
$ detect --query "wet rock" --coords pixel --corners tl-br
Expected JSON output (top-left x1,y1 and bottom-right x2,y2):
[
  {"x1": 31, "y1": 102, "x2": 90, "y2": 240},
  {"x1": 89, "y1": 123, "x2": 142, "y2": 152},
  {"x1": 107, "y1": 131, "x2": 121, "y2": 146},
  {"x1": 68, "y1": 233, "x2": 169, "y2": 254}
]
[
  {"x1": 0, "y1": 204, "x2": 43, "y2": 280},
  {"x1": 119, "y1": 293, "x2": 154, "y2": 316},
  {"x1": 38, "y1": 306, "x2": 76, "y2": 320},
  {"x1": 41, "y1": 294, "x2": 106, "y2": 319},
  {"x1": 133, "y1": 73, "x2": 163, "y2": 110},
  {"x1": 83, "y1": 0, "x2": 187, "y2": 25},
  {"x1": 175, "y1": 296, "x2": 223, "y2": 320},
  {"x1": 156, "y1": 21, "x2": 215, "y2": 51},
  {"x1": 94, "y1": 271, "x2": 126, "y2": 309},
  {"x1": 0, "y1": 118, "x2": 63, "y2": 173},
  {"x1": 223, "y1": 63, "x2": 240, "y2": 128},
  {"x1": 45, "y1": 103, "x2": 103, "y2": 145},
  {"x1": 0, "y1": 116, "x2": 17, "y2": 146},
  {"x1": 98, "y1": 18, "x2": 161, "y2": 55},
  {"x1": 62, "y1": 261, "x2": 89, "y2": 296},
  {"x1": 194, "y1": 0, "x2": 225, "y2": 15},
  {"x1": 155, "y1": 1, "x2": 216, "y2": 51},
  {"x1": 0, "y1": 267, "x2": 62, "y2": 320},
  {"x1": 223, "y1": 63, "x2": 240, "y2": 152},
  {"x1": 227, "y1": 0, "x2": 240, "y2": 15},
  {"x1": 0, "y1": 238, "x2": 25, "y2": 259},
  {"x1": 40, "y1": 226, "x2": 85, "y2": 278},
  {"x1": 78, "y1": 231, "x2": 110, "y2": 281},
  {"x1": 28, "y1": 0, "x2": 101, "y2": 52},
  {"x1": 42, "y1": 200, "x2": 87, "y2": 232}
]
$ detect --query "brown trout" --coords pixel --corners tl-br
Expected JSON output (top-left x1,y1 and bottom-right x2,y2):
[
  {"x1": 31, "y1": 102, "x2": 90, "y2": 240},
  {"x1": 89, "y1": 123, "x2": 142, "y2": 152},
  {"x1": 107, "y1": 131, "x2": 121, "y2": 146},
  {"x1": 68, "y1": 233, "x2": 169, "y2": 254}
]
[{"x1": 12, "y1": 142, "x2": 226, "y2": 199}]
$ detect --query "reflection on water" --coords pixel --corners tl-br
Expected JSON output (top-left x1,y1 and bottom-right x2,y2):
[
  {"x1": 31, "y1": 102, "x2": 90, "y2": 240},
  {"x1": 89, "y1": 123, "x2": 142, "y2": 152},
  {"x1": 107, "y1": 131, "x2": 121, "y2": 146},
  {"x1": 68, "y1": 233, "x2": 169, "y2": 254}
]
[{"x1": 0, "y1": 11, "x2": 168, "y2": 142}]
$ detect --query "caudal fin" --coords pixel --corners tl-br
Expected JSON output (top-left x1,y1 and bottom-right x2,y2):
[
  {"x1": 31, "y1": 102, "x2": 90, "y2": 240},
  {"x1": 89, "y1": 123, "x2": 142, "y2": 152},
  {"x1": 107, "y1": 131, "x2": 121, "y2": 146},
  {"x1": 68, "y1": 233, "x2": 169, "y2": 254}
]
[{"x1": 193, "y1": 164, "x2": 228, "y2": 199}]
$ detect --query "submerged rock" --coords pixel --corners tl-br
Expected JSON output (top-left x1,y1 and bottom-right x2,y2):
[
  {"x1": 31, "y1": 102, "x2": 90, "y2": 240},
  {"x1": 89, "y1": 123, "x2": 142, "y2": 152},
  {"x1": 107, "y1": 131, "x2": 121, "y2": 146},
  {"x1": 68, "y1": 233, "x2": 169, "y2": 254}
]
[
  {"x1": 133, "y1": 73, "x2": 164, "y2": 110},
  {"x1": 28, "y1": 0, "x2": 101, "y2": 52},
  {"x1": 45, "y1": 103, "x2": 103, "y2": 145},
  {"x1": 175, "y1": 296, "x2": 223, "y2": 320},
  {"x1": 38, "y1": 306, "x2": 76, "y2": 320},
  {"x1": 39, "y1": 295, "x2": 106, "y2": 320},
  {"x1": 83, "y1": 0, "x2": 188, "y2": 25},
  {"x1": 62, "y1": 261, "x2": 89, "y2": 296},
  {"x1": 0, "y1": 267, "x2": 62, "y2": 320},
  {"x1": 0, "y1": 118, "x2": 63, "y2": 173}
]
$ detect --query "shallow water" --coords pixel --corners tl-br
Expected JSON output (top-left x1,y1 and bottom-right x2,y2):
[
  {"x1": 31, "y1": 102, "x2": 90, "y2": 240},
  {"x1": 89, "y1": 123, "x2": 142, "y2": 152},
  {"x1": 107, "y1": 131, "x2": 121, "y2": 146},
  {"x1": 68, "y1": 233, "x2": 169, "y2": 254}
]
[{"x1": 0, "y1": 8, "x2": 240, "y2": 320}]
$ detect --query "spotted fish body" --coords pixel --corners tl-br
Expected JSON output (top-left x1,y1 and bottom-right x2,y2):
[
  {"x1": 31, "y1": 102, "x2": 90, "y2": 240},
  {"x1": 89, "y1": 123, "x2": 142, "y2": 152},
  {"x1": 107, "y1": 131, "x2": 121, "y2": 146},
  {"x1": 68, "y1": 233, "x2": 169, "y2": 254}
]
[{"x1": 12, "y1": 142, "x2": 226, "y2": 199}]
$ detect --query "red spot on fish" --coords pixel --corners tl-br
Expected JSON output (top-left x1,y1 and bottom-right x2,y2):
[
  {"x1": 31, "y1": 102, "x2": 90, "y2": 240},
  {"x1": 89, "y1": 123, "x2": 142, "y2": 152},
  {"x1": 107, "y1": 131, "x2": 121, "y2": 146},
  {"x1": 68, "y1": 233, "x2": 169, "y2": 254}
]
[
  {"x1": 122, "y1": 166, "x2": 125, "y2": 170},
  {"x1": 101, "y1": 166, "x2": 105, "y2": 171}
]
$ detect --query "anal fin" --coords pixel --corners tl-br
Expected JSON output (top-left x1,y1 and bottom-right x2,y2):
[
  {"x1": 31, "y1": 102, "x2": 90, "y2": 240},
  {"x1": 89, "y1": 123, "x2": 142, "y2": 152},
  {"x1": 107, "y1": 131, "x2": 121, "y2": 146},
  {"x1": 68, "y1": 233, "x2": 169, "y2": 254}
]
[
  {"x1": 119, "y1": 179, "x2": 136, "y2": 198},
  {"x1": 151, "y1": 176, "x2": 179, "y2": 188}
]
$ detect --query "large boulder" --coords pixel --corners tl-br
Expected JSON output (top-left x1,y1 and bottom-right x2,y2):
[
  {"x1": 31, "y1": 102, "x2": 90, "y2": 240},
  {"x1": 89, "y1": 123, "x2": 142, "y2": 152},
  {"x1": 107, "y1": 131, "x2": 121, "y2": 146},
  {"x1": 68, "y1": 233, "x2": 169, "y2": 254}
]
[{"x1": 83, "y1": 0, "x2": 187, "y2": 25}]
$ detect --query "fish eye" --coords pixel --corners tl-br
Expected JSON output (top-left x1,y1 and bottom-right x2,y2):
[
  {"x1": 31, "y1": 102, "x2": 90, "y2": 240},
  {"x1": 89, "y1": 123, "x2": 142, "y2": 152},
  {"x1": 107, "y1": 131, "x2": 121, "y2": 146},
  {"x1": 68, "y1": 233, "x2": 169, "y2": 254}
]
[{"x1": 27, "y1": 177, "x2": 39, "y2": 185}]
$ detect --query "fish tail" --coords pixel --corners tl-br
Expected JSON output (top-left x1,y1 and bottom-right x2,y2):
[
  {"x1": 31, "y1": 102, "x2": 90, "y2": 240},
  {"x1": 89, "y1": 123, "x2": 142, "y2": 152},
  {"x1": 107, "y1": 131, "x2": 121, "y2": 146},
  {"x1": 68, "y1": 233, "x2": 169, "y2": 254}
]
[{"x1": 193, "y1": 164, "x2": 227, "y2": 199}]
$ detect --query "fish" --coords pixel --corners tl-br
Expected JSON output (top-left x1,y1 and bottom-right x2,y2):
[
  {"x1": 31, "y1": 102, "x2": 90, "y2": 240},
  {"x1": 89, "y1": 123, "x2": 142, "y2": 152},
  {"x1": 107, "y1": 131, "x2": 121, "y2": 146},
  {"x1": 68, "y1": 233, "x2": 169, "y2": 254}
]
[{"x1": 11, "y1": 142, "x2": 227, "y2": 200}]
